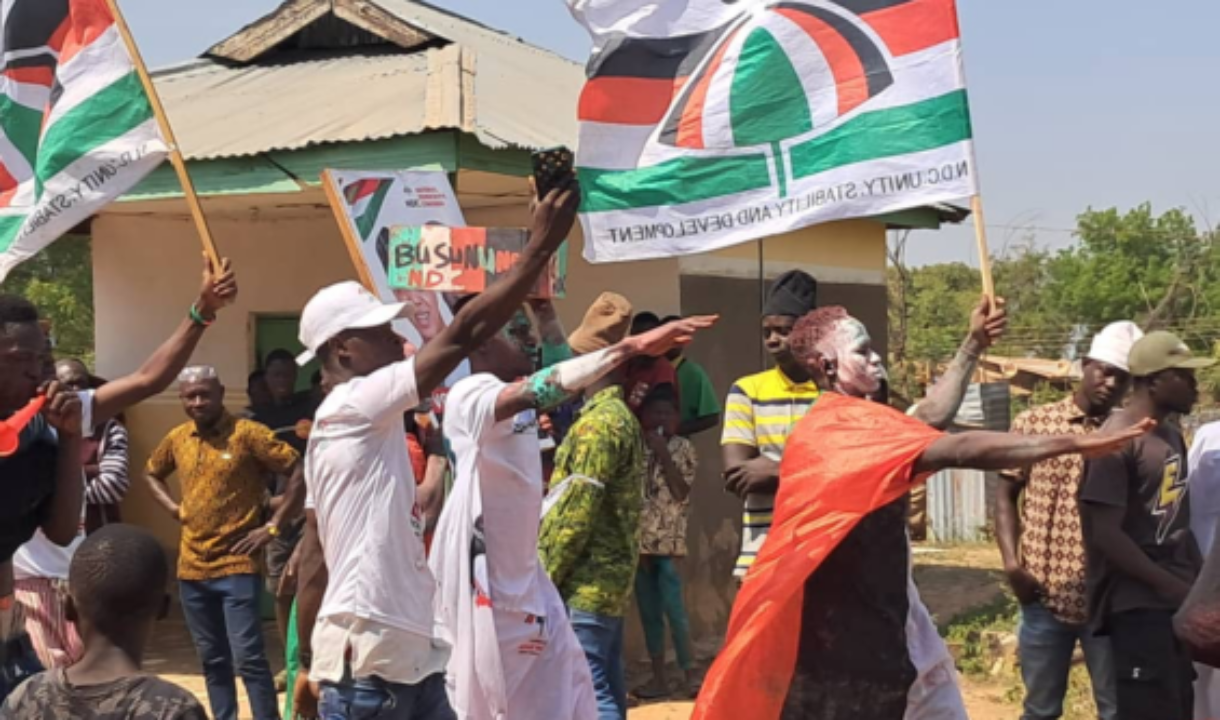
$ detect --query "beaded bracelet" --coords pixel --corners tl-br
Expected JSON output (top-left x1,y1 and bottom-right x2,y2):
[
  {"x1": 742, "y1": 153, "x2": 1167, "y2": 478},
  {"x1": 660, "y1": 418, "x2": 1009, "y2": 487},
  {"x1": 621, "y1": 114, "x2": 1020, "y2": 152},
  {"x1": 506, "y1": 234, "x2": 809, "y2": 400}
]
[{"x1": 189, "y1": 303, "x2": 215, "y2": 327}]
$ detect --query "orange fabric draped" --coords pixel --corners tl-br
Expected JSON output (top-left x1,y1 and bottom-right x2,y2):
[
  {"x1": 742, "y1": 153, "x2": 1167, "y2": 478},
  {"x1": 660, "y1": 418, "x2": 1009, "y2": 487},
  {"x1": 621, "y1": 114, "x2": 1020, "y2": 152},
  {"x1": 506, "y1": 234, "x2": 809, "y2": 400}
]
[{"x1": 693, "y1": 393, "x2": 944, "y2": 720}]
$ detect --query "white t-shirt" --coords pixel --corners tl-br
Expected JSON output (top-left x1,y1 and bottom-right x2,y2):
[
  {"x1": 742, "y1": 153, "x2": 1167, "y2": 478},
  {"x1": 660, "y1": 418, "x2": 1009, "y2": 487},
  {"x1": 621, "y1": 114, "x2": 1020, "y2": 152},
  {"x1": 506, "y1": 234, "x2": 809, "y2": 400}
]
[
  {"x1": 446, "y1": 374, "x2": 547, "y2": 615},
  {"x1": 305, "y1": 358, "x2": 446, "y2": 683},
  {"x1": 13, "y1": 391, "x2": 95, "y2": 582}
]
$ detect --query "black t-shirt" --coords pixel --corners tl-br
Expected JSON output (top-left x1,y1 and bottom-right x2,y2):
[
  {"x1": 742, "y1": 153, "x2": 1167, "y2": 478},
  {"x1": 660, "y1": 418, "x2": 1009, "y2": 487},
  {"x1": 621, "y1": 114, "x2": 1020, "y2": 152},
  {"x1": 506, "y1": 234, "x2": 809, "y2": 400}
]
[
  {"x1": 1081, "y1": 411, "x2": 1203, "y2": 623},
  {"x1": 781, "y1": 496, "x2": 915, "y2": 720},
  {"x1": 0, "y1": 414, "x2": 58, "y2": 563},
  {"x1": 250, "y1": 393, "x2": 318, "y2": 456}
]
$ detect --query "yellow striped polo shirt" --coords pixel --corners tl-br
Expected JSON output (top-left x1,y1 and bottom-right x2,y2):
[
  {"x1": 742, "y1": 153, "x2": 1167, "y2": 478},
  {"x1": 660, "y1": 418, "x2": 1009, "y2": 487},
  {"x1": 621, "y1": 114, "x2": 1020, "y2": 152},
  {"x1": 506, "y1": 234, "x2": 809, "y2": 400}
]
[{"x1": 721, "y1": 367, "x2": 819, "y2": 576}]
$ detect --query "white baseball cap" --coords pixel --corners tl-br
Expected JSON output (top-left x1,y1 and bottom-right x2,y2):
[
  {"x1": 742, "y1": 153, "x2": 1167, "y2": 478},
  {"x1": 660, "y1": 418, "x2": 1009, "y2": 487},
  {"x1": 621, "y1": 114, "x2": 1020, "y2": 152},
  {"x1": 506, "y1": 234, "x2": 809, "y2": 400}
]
[{"x1": 296, "y1": 281, "x2": 409, "y2": 366}]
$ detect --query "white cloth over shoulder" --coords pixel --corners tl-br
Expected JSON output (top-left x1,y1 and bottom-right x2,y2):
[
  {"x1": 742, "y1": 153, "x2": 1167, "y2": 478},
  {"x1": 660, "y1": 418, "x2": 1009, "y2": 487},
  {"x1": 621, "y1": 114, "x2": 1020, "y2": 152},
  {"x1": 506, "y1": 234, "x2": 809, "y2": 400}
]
[
  {"x1": 1189, "y1": 422, "x2": 1220, "y2": 720},
  {"x1": 432, "y1": 373, "x2": 596, "y2": 720}
]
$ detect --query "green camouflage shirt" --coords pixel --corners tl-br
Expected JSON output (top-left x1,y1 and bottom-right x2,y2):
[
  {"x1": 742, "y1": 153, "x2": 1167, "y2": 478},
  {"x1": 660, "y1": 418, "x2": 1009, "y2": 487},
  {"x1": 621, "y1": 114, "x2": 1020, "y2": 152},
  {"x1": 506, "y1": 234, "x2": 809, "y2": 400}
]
[
  {"x1": 2, "y1": 670, "x2": 207, "y2": 719},
  {"x1": 540, "y1": 386, "x2": 645, "y2": 617}
]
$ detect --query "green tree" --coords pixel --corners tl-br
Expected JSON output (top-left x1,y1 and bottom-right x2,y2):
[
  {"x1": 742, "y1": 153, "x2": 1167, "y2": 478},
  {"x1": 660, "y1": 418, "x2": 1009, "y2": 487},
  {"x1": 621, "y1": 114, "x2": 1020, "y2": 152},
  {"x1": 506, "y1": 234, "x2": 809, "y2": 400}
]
[{"x1": 2, "y1": 236, "x2": 95, "y2": 365}]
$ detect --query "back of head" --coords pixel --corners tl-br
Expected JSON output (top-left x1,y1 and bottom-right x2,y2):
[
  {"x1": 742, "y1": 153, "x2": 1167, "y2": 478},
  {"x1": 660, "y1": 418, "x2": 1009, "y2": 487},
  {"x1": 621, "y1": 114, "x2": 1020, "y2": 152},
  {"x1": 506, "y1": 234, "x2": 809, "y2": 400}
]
[
  {"x1": 631, "y1": 311, "x2": 662, "y2": 336},
  {"x1": 69, "y1": 525, "x2": 168, "y2": 636},
  {"x1": 0, "y1": 294, "x2": 38, "y2": 330}
]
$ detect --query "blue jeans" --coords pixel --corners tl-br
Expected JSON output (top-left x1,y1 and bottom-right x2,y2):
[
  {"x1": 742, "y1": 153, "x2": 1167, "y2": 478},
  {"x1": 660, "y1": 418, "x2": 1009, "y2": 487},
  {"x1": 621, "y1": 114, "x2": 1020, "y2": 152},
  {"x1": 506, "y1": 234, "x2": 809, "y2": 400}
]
[
  {"x1": 635, "y1": 557, "x2": 693, "y2": 670},
  {"x1": 320, "y1": 673, "x2": 454, "y2": 720},
  {"x1": 180, "y1": 575, "x2": 279, "y2": 720},
  {"x1": 1019, "y1": 601, "x2": 1118, "y2": 720},
  {"x1": 570, "y1": 608, "x2": 626, "y2": 720}
]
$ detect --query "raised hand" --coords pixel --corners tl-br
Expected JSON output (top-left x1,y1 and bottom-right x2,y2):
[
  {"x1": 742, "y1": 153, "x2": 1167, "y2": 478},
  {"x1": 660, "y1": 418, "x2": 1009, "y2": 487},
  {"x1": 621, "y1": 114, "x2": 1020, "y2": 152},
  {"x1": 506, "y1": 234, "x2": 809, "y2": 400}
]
[
  {"x1": 1075, "y1": 418, "x2": 1156, "y2": 459},
  {"x1": 197, "y1": 254, "x2": 238, "y2": 318},
  {"x1": 631, "y1": 316, "x2": 719, "y2": 358},
  {"x1": 968, "y1": 294, "x2": 1008, "y2": 351},
  {"x1": 528, "y1": 174, "x2": 581, "y2": 255},
  {"x1": 40, "y1": 381, "x2": 82, "y2": 437}
]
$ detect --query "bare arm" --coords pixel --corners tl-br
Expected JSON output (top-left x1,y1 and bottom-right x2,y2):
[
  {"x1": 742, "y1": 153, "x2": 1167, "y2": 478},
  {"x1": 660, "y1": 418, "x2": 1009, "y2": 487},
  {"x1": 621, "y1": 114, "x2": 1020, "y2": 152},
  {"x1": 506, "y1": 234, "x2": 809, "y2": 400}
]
[
  {"x1": 418, "y1": 454, "x2": 447, "y2": 535},
  {"x1": 723, "y1": 443, "x2": 779, "y2": 498},
  {"x1": 415, "y1": 182, "x2": 579, "y2": 396},
  {"x1": 92, "y1": 256, "x2": 237, "y2": 424},
  {"x1": 1084, "y1": 502, "x2": 1190, "y2": 603},
  {"x1": 295, "y1": 510, "x2": 327, "y2": 670},
  {"x1": 144, "y1": 472, "x2": 180, "y2": 521},
  {"x1": 648, "y1": 435, "x2": 692, "y2": 503},
  {"x1": 493, "y1": 316, "x2": 717, "y2": 422},
  {"x1": 41, "y1": 386, "x2": 84, "y2": 545},
  {"x1": 269, "y1": 463, "x2": 305, "y2": 528},
  {"x1": 911, "y1": 295, "x2": 1006, "y2": 430},
  {"x1": 995, "y1": 475, "x2": 1024, "y2": 573},
  {"x1": 915, "y1": 420, "x2": 1154, "y2": 476}
]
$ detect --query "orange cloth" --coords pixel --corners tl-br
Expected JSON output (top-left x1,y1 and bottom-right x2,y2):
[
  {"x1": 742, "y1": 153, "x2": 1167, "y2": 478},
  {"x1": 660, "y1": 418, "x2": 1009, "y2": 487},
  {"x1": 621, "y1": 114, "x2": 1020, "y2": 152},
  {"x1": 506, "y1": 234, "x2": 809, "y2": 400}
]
[{"x1": 693, "y1": 393, "x2": 943, "y2": 720}]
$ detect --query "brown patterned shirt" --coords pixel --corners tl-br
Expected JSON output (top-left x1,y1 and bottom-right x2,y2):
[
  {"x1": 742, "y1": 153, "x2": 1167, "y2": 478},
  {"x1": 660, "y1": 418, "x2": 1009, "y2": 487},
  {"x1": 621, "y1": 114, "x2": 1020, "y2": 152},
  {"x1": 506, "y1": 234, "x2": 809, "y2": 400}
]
[
  {"x1": 640, "y1": 436, "x2": 697, "y2": 557},
  {"x1": 147, "y1": 413, "x2": 299, "y2": 581},
  {"x1": 1003, "y1": 396, "x2": 1101, "y2": 625}
]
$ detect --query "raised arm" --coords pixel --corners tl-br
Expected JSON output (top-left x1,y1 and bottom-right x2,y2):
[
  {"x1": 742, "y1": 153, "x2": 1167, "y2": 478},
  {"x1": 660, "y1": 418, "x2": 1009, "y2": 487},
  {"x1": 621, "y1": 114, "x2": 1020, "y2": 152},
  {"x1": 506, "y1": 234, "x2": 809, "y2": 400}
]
[
  {"x1": 414, "y1": 180, "x2": 579, "y2": 396},
  {"x1": 910, "y1": 295, "x2": 1007, "y2": 430},
  {"x1": 41, "y1": 383, "x2": 84, "y2": 545},
  {"x1": 914, "y1": 420, "x2": 1154, "y2": 476},
  {"x1": 92, "y1": 256, "x2": 237, "y2": 424},
  {"x1": 493, "y1": 316, "x2": 717, "y2": 422}
]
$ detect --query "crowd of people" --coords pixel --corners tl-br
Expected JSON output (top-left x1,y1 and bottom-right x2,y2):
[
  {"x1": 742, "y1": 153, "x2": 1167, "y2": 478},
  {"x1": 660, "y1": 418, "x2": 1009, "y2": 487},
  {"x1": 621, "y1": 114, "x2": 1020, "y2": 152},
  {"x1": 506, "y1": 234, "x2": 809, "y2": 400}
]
[{"x1": 4, "y1": 173, "x2": 1220, "y2": 720}]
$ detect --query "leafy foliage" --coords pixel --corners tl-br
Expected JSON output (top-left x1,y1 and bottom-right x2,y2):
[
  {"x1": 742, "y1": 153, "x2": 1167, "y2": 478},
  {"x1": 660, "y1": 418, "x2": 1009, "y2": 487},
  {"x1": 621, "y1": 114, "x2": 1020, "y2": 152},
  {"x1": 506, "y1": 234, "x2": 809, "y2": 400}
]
[{"x1": 2, "y1": 236, "x2": 95, "y2": 366}]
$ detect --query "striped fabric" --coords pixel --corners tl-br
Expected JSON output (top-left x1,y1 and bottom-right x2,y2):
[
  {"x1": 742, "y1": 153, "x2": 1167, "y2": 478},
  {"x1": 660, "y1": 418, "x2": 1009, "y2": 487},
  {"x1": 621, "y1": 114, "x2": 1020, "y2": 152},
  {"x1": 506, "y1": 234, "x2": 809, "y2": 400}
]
[
  {"x1": 721, "y1": 367, "x2": 819, "y2": 576},
  {"x1": 85, "y1": 419, "x2": 129, "y2": 506},
  {"x1": 0, "y1": 0, "x2": 168, "y2": 281},
  {"x1": 13, "y1": 577, "x2": 83, "y2": 670}
]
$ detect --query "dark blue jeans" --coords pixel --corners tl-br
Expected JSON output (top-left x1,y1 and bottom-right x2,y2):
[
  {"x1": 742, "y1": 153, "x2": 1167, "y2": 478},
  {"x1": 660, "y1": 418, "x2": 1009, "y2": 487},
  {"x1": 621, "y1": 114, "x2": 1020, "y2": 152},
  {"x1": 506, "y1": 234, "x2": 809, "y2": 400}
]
[
  {"x1": 180, "y1": 574, "x2": 279, "y2": 720},
  {"x1": 570, "y1": 608, "x2": 626, "y2": 720},
  {"x1": 320, "y1": 672, "x2": 455, "y2": 720}
]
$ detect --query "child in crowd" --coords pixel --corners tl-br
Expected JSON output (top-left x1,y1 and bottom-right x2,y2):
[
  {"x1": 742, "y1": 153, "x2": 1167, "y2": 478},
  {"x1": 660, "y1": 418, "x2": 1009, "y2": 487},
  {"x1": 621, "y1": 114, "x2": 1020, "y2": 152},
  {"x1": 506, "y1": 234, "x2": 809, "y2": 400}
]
[
  {"x1": 1, "y1": 525, "x2": 206, "y2": 720},
  {"x1": 634, "y1": 384, "x2": 699, "y2": 699}
]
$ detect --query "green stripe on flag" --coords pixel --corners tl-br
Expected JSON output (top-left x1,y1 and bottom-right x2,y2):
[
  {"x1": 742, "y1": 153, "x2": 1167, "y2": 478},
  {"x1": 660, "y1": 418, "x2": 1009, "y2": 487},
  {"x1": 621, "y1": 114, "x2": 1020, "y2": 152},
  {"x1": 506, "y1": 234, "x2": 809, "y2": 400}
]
[
  {"x1": 355, "y1": 182, "x2": 393, "y2": 241},
  {"x1": 0, "y1": 99, "x2": 43, "y2": 167},
  {"x1": 579, "y1": 153, "x2": 772, "y2": 214},
  {"x1": 789, "y1": 90, "x2": 972, "y2": 179},
  {"x1": 731, "y1": 28, "x2": 813, "y2": 149},
  {"x1": 0, "y1": 215, "x2": 27, "y2": 255},
  {"x1": 35, "y1": 72, "x2": 154, "y2": 196},
  {"x1": 581, "y1": 90, "x2": 972, "y2": 213}
]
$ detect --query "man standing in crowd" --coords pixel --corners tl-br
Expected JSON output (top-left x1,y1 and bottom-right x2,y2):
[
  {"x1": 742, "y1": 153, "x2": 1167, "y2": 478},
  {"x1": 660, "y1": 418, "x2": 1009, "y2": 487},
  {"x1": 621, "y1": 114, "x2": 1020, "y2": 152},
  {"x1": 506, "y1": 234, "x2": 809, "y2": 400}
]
[
  {"x1": 251, "y1": 347, "x2": 317, "y2": 686},
  {"x1": 623, "y1": 312, "x2": 678, "y2": 413},
  {"x1": 53, "y1": 359, "x2": 130, "y2": 532},
  {"x1": 694, "y1": 304, "x2": 1151, "y2": 720},
  {"x1": 721, "y1": 270, "x2": 818, "y2": 579},
  {"x1": 1081, "y1": 331, "x2": 1212, "y2": 720},
  {"x1": 996, "y1": 321, "x2": 1143, "y2": 720},
  {"x1": 144, "y1": 365, "x2": 305, "y2": 720},
  {"x1": 0, "y1": 255, "x2": 237, "y2": 700},
  {"x1": 661, "y1": 315, "x2": 721, "y2": 438},
  {"x1": 538, "y1": 291, "x2": 642, "y2": 720},
  {"x1": 293, "y1": 178, "x2": 579, "y2": 720},
  {"x1": 433, "y1": 300, "x2": 712, "y2": 718}
]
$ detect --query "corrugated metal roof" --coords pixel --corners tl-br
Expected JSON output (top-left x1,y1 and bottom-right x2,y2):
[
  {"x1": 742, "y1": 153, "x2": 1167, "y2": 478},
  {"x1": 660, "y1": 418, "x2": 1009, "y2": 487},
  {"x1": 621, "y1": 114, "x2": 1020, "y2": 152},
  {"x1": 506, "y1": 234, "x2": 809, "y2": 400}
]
[{"x1": 152, "y1": 0, "x2": 584, "y2": 161}]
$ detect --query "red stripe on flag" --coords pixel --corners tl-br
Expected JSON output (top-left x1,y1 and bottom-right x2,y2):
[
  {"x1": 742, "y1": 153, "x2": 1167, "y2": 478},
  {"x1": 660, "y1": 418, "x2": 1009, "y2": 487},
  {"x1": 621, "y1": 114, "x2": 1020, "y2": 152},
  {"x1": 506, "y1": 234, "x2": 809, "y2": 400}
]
[
  {"x1": 349, "y1": 179, "x2": 380, "y2": 203},
  {"x1": 2, "y1": 67, "x2": 55, "y2": 87},
  {"x1": 58, "y1": 0, "x2": 117, "y2": 68},
  {"x1": 774, "y1": 8, "x2": 869, "y2": 116},
  {"x1": 0, "y1": 161, "x2": 19, "y2": 209},
  {"x1": 578, "y1": 77, "x2": 680, "y2": 126},
  {"x1": 862, "y1": 0, "x2": 960, "y2": 57},
  {"x1": 676, "y1": 30, "x2": 738, "y2": 150}
]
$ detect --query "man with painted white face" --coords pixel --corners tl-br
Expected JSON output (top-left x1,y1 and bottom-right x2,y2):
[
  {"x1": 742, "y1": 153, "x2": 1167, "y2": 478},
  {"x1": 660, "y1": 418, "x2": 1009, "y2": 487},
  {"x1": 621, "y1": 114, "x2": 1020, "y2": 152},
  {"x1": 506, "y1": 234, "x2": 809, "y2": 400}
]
[{"x1": 694, "y1": 305, "x2": 1152, "y2": 720}]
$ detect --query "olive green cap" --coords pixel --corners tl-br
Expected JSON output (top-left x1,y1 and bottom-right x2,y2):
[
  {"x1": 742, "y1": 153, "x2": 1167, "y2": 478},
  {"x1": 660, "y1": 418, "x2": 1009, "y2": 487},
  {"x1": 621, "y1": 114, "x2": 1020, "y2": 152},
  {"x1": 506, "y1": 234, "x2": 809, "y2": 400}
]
[{"x1": 1127, "y1": 331, "x2": 1216, "y2": 377}]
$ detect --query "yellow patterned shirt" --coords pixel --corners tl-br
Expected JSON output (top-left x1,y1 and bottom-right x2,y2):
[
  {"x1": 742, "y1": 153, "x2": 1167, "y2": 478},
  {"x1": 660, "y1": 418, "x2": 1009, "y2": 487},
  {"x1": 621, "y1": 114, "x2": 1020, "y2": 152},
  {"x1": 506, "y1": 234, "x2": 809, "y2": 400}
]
[{"x1": 147, "y1": 413, "x2": 299, "y2": 581}]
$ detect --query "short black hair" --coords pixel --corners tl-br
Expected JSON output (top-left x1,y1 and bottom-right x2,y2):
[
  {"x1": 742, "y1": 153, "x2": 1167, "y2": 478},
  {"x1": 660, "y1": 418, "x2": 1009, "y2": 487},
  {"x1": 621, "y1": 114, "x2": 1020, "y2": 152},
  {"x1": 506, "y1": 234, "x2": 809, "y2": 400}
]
[
  {"x1": 248, "y1": 369, "x2": 265, "y2": 387},
  {"x1": 641, "y1": 382, "x2": 679, "y2": 410},
  {"x1": 0, "y1": 294, "x2": 38, "y2": 327},
  {"x1": 264, "y1": 349, "x2": 296, "y2": 369},
  {"x1": 631, "y1": 311, "x2": 662, "y2": 335},
  {"x1": 69, "y1": 524, "x2": 168, "y2": 636},
  {"x1": 661, "y1": 315, "x2": 682, "y2": 325}
]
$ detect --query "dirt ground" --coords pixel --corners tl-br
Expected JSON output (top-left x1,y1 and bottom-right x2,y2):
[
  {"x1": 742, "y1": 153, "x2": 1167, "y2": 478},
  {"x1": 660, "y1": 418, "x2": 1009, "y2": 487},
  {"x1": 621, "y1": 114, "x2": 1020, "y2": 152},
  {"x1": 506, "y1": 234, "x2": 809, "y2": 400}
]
[{"x1": 149, "y1": 544, "x2": 1018, "y2": 719}]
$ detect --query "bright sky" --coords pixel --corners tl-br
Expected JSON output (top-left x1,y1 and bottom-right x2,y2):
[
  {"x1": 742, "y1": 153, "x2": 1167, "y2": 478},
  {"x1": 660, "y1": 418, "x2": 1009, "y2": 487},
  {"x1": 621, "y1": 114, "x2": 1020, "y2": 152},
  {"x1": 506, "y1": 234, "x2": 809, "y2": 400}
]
[{"x1": 122, "y1": 0, "x2": 1220, "y2": 267}]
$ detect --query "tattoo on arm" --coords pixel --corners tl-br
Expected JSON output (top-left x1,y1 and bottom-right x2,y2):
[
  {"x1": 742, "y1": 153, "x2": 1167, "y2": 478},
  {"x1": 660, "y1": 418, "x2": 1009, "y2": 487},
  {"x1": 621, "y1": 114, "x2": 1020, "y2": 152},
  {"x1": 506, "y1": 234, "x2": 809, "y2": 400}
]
[
  {"x1": 496, "y1": 345, "x2": 627, "y2": 421},
  {"x1": 912, "y1": 343, "x2": 981, "y2": 430}
]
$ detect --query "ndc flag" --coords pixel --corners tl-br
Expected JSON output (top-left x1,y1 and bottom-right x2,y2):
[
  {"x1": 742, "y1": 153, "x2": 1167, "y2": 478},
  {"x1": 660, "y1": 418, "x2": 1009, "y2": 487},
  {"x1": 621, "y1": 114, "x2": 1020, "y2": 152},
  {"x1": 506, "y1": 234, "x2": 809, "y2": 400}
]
[
  {"x1": 0, "y1": 0, "x2": 167, "y2": 282},
  {"x1": 570, "y1": 0, "x2": 978, "y2": 262}
]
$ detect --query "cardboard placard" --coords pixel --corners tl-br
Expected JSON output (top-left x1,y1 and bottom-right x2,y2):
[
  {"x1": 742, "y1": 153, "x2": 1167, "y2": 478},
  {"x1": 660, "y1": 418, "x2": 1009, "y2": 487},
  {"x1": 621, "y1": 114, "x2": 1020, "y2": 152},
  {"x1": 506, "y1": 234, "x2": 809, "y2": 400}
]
[{"x1": 386, "y1": 226, "x2": 567, "y2": 298}]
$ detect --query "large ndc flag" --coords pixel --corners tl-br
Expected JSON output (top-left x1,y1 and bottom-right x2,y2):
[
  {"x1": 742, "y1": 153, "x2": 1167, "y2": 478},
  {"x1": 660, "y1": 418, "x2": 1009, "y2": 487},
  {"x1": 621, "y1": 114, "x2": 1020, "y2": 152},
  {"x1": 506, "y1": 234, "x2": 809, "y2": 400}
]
[
  {"x1": 571, "y1": 0, "x2": 978, "y2": 263},
  {"x1": 0, "y1": 0, "x2": 167, "y2": 282}
]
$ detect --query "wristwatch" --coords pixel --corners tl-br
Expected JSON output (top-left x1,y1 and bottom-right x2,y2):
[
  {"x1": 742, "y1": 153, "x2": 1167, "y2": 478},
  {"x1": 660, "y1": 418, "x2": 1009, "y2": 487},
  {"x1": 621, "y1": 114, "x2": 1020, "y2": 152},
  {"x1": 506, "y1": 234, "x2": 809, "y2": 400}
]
[{"x1": 266, "y1": 522, "x2": 281, "y2": 538}]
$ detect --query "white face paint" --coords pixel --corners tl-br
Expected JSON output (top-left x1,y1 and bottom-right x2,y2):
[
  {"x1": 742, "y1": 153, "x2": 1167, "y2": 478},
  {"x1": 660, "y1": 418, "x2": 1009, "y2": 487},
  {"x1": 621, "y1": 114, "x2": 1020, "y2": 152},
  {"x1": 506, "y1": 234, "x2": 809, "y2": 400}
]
[{"x1": 826, "y1": 319, "x2": 887, "y2": 397}]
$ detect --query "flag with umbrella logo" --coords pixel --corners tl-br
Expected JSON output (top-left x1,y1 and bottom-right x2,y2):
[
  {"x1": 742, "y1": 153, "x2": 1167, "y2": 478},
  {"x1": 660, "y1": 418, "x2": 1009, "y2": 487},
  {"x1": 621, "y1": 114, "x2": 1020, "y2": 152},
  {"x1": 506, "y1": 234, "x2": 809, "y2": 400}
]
[
  {"x1": 571, "y1": 0, "x2": 977, "y2": 262},
  {"x1": 0, "y1": 0, "x2": 168, "y2": 282}
]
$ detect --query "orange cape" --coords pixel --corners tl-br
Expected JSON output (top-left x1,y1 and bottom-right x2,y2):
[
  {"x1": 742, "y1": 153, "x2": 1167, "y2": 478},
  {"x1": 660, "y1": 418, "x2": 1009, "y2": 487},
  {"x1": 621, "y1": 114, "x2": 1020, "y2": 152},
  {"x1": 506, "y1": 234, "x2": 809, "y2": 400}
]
[{"x1": 693, "y1": 393, "x2": 943, "y2": 720}]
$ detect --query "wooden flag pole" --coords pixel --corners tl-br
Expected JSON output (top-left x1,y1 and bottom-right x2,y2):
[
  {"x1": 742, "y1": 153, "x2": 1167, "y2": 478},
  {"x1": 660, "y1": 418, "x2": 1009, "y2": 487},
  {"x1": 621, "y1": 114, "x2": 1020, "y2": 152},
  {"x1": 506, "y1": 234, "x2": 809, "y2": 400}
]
[
  {"x1": 970, "y1": 195, "x2": 995, "y2": 301},
  {"x1": 104, "y1": 0, "x2": 221, "y2": 266},
  {"x1": 320, "y1": 170, "x2": 379, "y2": 293}
]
